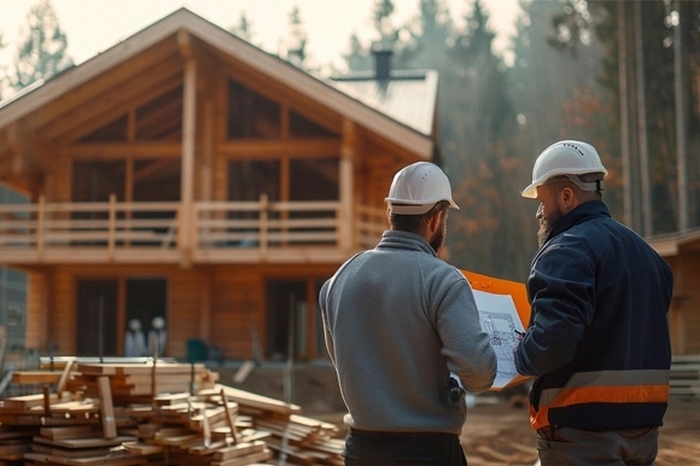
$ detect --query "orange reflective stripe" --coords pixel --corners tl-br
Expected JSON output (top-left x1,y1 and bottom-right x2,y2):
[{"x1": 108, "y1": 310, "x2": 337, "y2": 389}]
[
  {"x1": 549, "y1": 384, "x2": 669, "y2": 408},
  {"x1": 530, "y1": 404, "x2": 549, "y2": 430},
  {"x1": 529, "y1": 384, "x2": 669, "y2": 430}
]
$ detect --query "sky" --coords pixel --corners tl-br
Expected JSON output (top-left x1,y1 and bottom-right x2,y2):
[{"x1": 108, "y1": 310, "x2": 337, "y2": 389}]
[{"x1": 0, "y1": 0, "x2": 522, "y2": 75}]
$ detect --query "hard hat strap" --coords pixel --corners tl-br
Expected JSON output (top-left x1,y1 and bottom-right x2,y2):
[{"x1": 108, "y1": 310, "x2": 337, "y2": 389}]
[{"x1": 564, "y1": 174, "x2": 604, "y2": 193}]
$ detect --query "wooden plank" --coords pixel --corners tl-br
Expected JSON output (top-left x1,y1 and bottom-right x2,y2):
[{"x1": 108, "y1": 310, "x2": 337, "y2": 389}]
[
  {"x1": 56, "y1": 360, "x2": 75, "y2": 395},
  {"x1": 77, "y1": 363, "x2": 204, "y2": 375},
  {"x1": 221, "y1": 389, "x2": 238, "y2": 444},
  {"x1": 10, "y1": 372, "x2": 62, "y2": 385},
  {"x1": 0, "y1": 440, "x2": 30, "y2": 457},
  {"x1": 199, "y1": 385, "x2": 300, "y2": 416},
  {"x1": 31, "y1": 442, "x2": 112, "y2": 459},
  {"x1": 39, "y1": 426, "x2": 99, "y2": 440},
  {"x1": 97, "y1": 377, "x2": 117, "y2": 440},
  {"x1": 2, "y1": 394, "x2": 59, "y2": 410},
  {"x1": 212, "y1": 440, "x2": 266, "y2": 460},
  {"x1": 32, "y1": 435, "x2": 135, "y2": 449},
  {"x1": 121, "y1": 441, "x2": 163, "y2": 456},
  {"x1": 211, "y1": 448, "x2": 272, "y2": 466}
]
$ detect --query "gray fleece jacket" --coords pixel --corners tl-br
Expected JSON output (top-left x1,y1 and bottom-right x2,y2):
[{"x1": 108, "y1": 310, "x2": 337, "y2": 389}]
[{"x1": 319, "y1": 230, "x2": 497, "y2": 434}]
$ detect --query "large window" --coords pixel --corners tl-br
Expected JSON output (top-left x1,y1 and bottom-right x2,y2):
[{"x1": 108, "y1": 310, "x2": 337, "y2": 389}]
[
  {"x1": 290, "y1": 157, "x2": 339, "y2": 201},
  {"x1": 72, "y1": 160, "x2": 126, "y2": 203},
  {"x1": 228, "y1": 160, "x2": 280, "y2": 202},
  {"x1": 228, "y1": 81, "x2": 280, "y2": 139}
]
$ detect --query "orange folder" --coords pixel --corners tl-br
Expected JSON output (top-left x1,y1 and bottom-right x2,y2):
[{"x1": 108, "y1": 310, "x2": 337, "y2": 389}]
[
  {"x1": 461, "y1": 269, "x2": 531, "y2": 327},
  {"x1": 461, "y1": 269, "x2": 533, "y2": 391}
]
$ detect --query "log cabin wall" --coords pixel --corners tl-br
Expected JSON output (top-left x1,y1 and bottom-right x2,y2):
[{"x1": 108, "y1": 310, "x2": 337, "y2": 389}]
[
  {"x1": 666, "y1": 254, "x2": 700, "y2": 354},
  {"x1": 0, "y1": 9, "x2": 437, "y2": 362},
  {"x1": 23, "y1": 263, "x2": 340, "y2": 361}
]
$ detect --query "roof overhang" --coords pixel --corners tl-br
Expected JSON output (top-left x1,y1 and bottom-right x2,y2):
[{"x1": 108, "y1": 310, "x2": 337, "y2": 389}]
[
  {"x1": 0, "y1": 8, "x2": 434, "y2": 159},
  {"x1": 648, "y1": 228, "x2": 700, "y2": 257}
]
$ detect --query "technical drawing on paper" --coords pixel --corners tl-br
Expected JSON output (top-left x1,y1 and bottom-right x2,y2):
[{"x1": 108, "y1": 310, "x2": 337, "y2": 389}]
[{"x1": 472, "y1": 290, "x2": 526, "y2": 389}]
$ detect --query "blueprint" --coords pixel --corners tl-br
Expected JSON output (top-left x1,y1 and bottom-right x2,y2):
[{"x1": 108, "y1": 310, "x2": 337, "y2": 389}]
[{"x1": 472, "y1": 290, "x2": 526, "y2": 389}]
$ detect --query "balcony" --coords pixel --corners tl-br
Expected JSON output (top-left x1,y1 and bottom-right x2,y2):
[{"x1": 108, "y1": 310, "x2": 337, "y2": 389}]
[{"x1": 0, "y1": 195, "x2": 386, "y2": 266}]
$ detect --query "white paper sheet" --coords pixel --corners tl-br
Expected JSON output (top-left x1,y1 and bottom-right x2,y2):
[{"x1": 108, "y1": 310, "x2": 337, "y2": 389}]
[{"x1": 472, "y1": 290, "x2": 526, "y2": 389}]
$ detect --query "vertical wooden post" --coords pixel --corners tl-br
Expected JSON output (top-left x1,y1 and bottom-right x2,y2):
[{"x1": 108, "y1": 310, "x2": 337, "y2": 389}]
[
  {"x1": 179, "y1": 30, "x2": 197, "y2": 267},
  {"x1": 339, "y1": 119, "x2": 356, "y2": 251}
]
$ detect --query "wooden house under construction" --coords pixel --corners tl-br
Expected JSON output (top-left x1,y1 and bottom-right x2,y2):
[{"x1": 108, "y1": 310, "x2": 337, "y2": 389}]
[{"x1": 0, "y1": 8, "x2": 440, "y2": 361}]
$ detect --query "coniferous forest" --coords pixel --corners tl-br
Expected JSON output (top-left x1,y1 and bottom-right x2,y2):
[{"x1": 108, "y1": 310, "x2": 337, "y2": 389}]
[{"x1": 2, "y1": 0, "x2": 699, "y2": 281}]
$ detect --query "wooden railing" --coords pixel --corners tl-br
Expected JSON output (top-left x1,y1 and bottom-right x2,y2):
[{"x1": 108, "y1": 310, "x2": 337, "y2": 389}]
[{"x1": 0, "y1": 195, "x2": 387, "y2": 264}]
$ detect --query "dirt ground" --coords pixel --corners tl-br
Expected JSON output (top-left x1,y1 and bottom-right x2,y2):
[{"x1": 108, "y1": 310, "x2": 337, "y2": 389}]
[
  {"x1": 318, "y1": 396, "x2": 700, "y2": 465},
  {"x1": 460, "y1": 396, "x2": 700, "y2": 465}
]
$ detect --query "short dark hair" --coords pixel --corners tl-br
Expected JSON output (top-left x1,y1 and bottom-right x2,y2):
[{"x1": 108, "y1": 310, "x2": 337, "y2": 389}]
[{"x1": 390, "y1": 201, "x2": 450, "y2": 232}]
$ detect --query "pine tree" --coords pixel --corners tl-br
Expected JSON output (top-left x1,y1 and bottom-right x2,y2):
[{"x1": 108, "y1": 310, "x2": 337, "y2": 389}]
[
  {"x1": 285, "y1": 5, "x2": 308, "y2": 67},
  {"x1": 550, "y1": 0, "x2": 700, "y2": 233},
  {"x1": 0, "y1": 30, "x2": 8, "y2": 97},
  {"x1": 12, "y1": 0, "x2": 73, "y2": 90},
  {"x1": 342, "y1": 32, "x2": 372, "y2": 72},
  {"x1": 230, "y1": 11, "x2": 256, "y2": 44},
  {"x1": 443, "y1": 0, "x2": 527, "y2": 278}
]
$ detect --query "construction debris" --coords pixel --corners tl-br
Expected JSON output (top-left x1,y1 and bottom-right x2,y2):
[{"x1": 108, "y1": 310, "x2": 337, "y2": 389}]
[{"x1": 0, "y1": 361, "x2": 344, "y2": 465}]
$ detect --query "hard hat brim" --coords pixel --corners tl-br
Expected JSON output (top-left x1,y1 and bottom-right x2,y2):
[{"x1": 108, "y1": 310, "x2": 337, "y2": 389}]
[
  {"x1": 520, "y1": 183, "x2": 538, "y2": 199},
  {"x1": 386, "y1": 198, "x2": 460, "y2": 215}
]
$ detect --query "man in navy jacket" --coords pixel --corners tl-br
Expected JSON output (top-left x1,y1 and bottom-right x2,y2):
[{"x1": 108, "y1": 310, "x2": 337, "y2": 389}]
[{"x1": 515, "y1": 140, "x2": 673, "y2": 466}]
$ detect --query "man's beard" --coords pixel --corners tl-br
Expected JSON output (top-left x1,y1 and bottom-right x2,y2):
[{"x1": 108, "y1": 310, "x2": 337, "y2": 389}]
[
  {"x1": 430, "y1": 216, "x2": 447, "y2": 253},
  {"x1": 537, "y1": 207, "x2": 564, "y2": 248}
]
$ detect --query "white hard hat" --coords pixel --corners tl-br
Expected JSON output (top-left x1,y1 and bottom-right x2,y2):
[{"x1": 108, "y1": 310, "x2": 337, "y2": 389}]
[
  {"x1": 152, "y1": 316, "x2": 165, "y2": 329},
  {"x1": 521, "y1": 140, "x2": 608, "y2": 198},
  {"x1": 385, "y1": 161, "x2": 460, "y2": 215}
]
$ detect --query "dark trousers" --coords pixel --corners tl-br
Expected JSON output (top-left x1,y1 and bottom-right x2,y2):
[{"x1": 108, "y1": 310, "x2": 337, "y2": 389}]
[
  {"x1": 536, "y1": 426, "x2": 659, "y2": 466},
  {"x1": 343, "y1": 429, "x2": 468, "y2": 466}
]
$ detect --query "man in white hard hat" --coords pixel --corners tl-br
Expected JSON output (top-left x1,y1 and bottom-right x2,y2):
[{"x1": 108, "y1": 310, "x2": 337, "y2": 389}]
[
  {"x1": 124, "y1": 318, "x2": 146, "y2": 357},
  {"x1": 514, "y1": 140, "x2": 673, "y2": 465},
  {"x1": 319, "y1": 161, "x2": 496, "y2": 465}
]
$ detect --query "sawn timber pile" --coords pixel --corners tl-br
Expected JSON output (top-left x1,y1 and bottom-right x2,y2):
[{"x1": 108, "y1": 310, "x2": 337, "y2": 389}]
[{"x1": 0, "y1": 361, "x2": 343, "y2": 465}]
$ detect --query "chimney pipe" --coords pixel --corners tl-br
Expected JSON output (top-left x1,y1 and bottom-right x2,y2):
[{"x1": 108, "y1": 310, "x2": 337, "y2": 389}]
[{"x1": 372, "y1": 43, "x2": 392, "y2": 81}]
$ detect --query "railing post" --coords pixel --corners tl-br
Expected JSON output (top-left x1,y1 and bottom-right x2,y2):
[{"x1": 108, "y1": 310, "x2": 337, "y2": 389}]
[
  {"x1": 108, "y1": 193, "x2": 116, "y2": 259},
  {"x1": 37, "y1": 195, "x2": 45, "y2": 257},
  {"x1": 260, "y1": 193, "x2": 268, "y2": 259}
]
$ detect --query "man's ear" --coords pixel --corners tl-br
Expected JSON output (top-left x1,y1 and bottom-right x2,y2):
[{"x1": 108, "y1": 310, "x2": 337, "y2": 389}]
[
  {"x1": 427, "y1": 208, "x2": 443, "y2": 233},
  {"x1": 559, "y1": 186, "x2": 577, "y2": 212}
]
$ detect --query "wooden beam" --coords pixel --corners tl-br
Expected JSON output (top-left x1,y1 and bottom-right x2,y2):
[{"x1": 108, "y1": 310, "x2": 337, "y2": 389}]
[
  {"x1": 219, "y1": 139, "x2": 339, "y2": 158},
  {"x1": 25, "y1": 38, "x2": 180, "y2": 132},
  {"x1": 47, "y1": 63, "x2": 184, "y2": 144},
  {"x1": 68, "y1": 141, "x2": 182, "y2": 158}
]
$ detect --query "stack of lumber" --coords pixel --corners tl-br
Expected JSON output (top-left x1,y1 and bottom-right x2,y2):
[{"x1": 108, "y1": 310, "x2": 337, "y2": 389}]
[
  {"x1": 670, "y1": 354, "x2": 700, "y2": 399},
  {"x1": 67, "y1": 362, "x2": 219, "y2": 399},
  {"x1": 0, "y1": 362, "x2": 344, "y2": 465}
]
